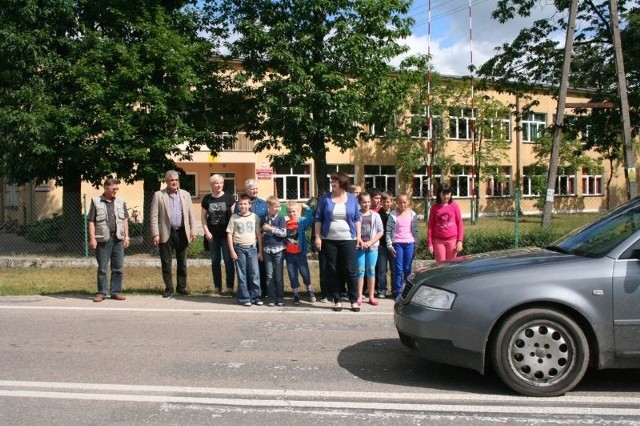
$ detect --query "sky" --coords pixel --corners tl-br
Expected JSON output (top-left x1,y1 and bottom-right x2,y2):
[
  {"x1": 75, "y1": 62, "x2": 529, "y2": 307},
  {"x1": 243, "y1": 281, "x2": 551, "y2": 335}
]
[{"x1": 399, "y1": 0, "x2": 564, "y2": 76}]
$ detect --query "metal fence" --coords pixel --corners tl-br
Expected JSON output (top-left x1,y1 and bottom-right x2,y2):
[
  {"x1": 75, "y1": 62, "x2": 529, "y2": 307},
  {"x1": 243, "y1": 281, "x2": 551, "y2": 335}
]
[{"x1": 0, "y1": 185, "x2": 570, "y2": 260}]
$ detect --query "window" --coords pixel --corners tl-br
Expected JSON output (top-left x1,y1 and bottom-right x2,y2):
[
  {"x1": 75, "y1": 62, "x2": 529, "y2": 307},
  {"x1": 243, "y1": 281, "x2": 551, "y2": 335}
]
[
  {"x1": 412, "y1": 166, "x2": 442, "y2": 199},
  {"x1": 555, "y1": 167, "x2": 576, "y2": 196},
  {"x1": 483, "y1": 113, "x2": 511, "y2": 141},
  {"x1": 522, "y1": 112, "x2": 546, "y2": 142},
  {"x1": 582, "y1": 167, "x2": 603, "y2": 196},
  {"x1": 182, "y1": 173, "x2": 197, "y2": 198},
  {"x1": 364, "y1": 165, "x2": 396, "y2": 194},
  {"x1": 274, "y1": 164, "x2": 311, "y2": 201},
  {"x1": 409, "y1": 105, "x2": 441, "y2": 139},
  {"x1": 522, "y1": 165, "x2": 547, "y2": 197},
  {"x1": 450, "y1": 165, "x2": 473, "y2": 197},
  {"x1": 449, "y1": 108, "x2": 474, "y2": 140},
  {"x1": 5, "y1": 183, "x2": 19, "y2": 208},
  {"x1": 326, "y1": 164, "x2": 355, "y2": 190},
  {"x1": 369, "y1": 120, "x2": 387, "y2": 137},
  {"x1": 485, "y1": 167, "x2": 512, "y2": 197}
]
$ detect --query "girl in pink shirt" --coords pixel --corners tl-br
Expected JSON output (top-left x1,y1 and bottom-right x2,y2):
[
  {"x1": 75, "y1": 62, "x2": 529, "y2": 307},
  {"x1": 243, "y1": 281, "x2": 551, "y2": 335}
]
[{"x1": 427, "y1": 183, "x2": 464, "y2": 262}]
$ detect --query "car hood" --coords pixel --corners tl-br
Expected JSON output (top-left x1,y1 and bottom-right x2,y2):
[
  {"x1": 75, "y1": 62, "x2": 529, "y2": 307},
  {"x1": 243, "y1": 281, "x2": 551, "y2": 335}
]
[{"x1": 410, "y1": 247, "x2": 580, "y2": 287}]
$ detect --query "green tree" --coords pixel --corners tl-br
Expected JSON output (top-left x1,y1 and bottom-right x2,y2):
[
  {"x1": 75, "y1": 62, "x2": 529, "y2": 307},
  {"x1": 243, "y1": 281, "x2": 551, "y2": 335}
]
[
  {"x1": 0, "y1": 1, "x2": 233, "y2": 249},
  {"x1": 219, "y1": 0, "x2": 413, "y2": 193},
  {"x1": 478, "y1": 0, "x2": 639, "y2": 209}
]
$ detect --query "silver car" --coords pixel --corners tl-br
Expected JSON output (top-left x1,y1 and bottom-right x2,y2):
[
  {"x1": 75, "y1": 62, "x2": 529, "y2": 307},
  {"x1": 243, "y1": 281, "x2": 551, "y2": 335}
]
[{"x1": 395, "y1": 197, "x2": 640, "y2": 396}]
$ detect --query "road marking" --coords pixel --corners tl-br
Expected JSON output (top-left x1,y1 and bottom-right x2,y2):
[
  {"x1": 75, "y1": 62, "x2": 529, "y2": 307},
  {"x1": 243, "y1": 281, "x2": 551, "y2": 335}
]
[
  {"x1": 0, "y1": 305, "x2": 393, "y2": 315},
  {"x1": 1, "y1": 380, "x2": 640, "y2": 416},
  {"x1": 1, "y1": 388, "x2": 640, "y2": 417}
]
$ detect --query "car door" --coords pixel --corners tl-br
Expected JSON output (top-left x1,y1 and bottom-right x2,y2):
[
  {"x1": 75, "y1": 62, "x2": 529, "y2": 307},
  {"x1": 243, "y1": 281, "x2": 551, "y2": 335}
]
[{"x1": 612, "y1": 238, "x2": 640, "y2": 356}]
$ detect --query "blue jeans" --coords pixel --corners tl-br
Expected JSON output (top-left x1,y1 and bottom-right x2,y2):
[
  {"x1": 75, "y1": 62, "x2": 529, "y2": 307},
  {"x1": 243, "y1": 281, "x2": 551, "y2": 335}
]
[
  {"x1": 95, "y1": 237, "x2": 124, "y2": 296},
  {"x1": 209, "y1": 235, "x2": 235, "y2": 291},
  {"x1": 264, "y1": 250, "x2": 285, "y2": 304},
  {"x1": 375, "y1": 243, "x2": 393, "y2": 294},
  {"x1": 285, "y1": 252, "x2": 311, "y2": 290},
  {"x1": 234, "y1": 244, "x2": 261, "y2": 304},
  {"x1": 392, "y1": 242, "x2": 415, "y2": 298}
]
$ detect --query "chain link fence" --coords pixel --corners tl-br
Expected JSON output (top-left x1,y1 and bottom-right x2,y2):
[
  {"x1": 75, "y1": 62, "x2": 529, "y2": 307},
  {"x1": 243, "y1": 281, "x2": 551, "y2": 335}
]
[{"x1": 1, "y1": 183, "x2": 579, "y2": 260}]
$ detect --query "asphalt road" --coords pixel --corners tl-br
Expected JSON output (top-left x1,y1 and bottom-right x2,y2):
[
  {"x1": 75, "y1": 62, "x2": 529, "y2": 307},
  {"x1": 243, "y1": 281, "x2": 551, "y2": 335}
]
[{"x1": 1, "y1": 294, "x2": 640, "y2": 425}]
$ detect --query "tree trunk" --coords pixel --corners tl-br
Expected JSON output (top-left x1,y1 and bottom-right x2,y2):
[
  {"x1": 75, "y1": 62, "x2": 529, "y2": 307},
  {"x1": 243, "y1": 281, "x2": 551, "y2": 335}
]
[{"x1": 62, "y1": 169, "x2": 84, "y2": 255}]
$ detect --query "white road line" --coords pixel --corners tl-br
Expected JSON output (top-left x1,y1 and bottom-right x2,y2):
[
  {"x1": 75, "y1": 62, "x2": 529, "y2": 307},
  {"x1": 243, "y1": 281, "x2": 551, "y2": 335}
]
[
  {"x1": 1, "y1": 389, "x2": 640, "y2": 416},
  {"x1": 1, "y1": 380, "x2": 640, "y2": 406},
  {"x1": 0, "y1": 305, "x2": 393, "y2": 315}
]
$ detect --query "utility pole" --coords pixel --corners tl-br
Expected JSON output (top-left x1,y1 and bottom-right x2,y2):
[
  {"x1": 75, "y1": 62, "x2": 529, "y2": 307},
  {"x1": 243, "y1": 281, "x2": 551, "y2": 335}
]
[
  {"x1": 609, "y1": 0, "x2": 636, "y2": 199},
  {"x1": 542, "y1": 0, "x2": 578, "y2": 227}
]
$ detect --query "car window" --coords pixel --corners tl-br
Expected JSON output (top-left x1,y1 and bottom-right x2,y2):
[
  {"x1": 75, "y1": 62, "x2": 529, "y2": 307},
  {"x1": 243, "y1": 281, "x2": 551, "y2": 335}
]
[{"x1": 551, "y1": 200, "x2": 640, "y2": 258}]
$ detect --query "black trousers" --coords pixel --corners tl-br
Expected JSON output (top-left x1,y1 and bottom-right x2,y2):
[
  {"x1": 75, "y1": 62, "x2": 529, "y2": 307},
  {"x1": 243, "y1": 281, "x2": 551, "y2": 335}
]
[
  {"x1": 321, "y1": 239, "x2": 357, "y2": 304},
  {"x1": 159, "y1": 227, "x2": 189, "y2": 292}
]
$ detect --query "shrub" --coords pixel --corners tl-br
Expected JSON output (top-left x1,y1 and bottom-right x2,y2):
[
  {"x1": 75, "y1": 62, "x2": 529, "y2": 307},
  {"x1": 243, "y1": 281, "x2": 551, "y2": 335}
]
[
  {"x1": 187, "y1": 236, "x2": 209, "y2": 259},
  {"x1": 18, "y1": 215, "x2": 62, "y2": 242}
]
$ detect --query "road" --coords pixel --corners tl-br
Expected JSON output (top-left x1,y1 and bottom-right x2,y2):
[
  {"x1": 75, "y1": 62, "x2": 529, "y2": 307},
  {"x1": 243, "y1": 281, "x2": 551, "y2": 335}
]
[{"x1": 1, "y1": 295, "x2": 640, "y2": 425}]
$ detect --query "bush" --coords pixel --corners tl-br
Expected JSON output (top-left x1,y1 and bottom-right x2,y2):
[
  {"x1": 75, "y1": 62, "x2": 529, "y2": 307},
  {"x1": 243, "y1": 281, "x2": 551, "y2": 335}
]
[
  {"x1": 18, "y1": 215, "x2": 62, "y2": 242},
  {"x1": 415, "y1": 227, "x2": 566, "y2": 259}
]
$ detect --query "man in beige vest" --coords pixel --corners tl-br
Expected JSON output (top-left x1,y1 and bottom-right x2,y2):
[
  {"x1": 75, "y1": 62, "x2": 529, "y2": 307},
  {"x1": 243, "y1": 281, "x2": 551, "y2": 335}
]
[
  {"x1": 88, "y1": 178, "x2": 130, "y2": 302},
  {"x1": 151, "y1": 170, "x2": 197, "y2": 298}
]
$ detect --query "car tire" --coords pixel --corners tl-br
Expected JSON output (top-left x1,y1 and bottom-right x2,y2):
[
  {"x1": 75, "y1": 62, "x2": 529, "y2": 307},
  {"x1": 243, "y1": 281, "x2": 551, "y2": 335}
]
[{"x1": 491, "y1": 308, "x2": 589, "y2": 397}]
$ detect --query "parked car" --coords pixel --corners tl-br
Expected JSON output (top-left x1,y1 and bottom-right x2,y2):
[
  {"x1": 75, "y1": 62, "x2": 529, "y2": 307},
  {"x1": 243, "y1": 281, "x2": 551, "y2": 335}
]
[{"x1": 395, "y1": 197, "x2": 640, "y2": 396}]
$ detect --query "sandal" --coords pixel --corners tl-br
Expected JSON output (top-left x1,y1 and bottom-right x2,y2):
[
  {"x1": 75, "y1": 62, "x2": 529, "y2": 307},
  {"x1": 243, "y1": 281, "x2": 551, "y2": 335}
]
[
  {"x1": 333, "y1": 302, "x2": 343, "y2": 312},
  {"x1": 351, "y1": 303, "x2": 360, "y2": 312}
]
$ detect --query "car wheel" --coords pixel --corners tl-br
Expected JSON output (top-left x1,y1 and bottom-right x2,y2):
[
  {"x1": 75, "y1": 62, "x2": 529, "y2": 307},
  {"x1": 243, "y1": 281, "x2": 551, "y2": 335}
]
[{"x1": 491, "y1": 308, "x2": 589, "y2": 397}]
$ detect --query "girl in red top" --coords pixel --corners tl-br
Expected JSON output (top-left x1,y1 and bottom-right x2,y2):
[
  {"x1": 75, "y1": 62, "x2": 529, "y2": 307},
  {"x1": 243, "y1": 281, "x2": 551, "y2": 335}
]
[{"x1": 427, "y1": 183, "x2": 464, "y2": 262}]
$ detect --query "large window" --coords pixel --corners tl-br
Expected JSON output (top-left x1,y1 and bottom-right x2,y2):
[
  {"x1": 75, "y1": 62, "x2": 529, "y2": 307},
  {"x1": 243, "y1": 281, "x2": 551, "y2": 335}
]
[
  {"x1": 326, "y1": 164, "x2": 355, "y2": 191},
  {"x1": 275, "y1": 164, "x2": 311, "y2": 201},
  {"x1": 449, "y1": 108, "x2": 474, "y2": 140},
  {"x1": 450, "y1": 165, "x2": 473, "y2": 197},
  {"x1": 5, "y1": 183, "x2": 19, "y2": 208},
  {"x1": 522, "y1": 112, "x2": 546, "y2": 142},
  {"x1": 483, "y1": 112, "x2": 511, "y2": 141},
  {"x1": 522, "y1": 165, "x2": 547, "y2": 197},
  {"x1": 485, "y1": 167, "x2": 511, "y2": 197},
  {"x1": 582, "y1": 167, "x2": 603, "y2": 196},
  {"x1": 364, "y1": 165, "x2": 396, "y2": 194},
  {"x1": 555, "y1": 167, "x2": 576, "y2": 196},
  {"x1": 412, "y1": 166, "x2": 442, "y2": 199}
]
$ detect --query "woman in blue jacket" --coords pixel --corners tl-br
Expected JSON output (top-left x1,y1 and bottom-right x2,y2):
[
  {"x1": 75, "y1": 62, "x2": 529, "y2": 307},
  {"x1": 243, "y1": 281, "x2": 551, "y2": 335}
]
[{"x1": 314, "y1": 171, "x2": 362, "y2": 312}]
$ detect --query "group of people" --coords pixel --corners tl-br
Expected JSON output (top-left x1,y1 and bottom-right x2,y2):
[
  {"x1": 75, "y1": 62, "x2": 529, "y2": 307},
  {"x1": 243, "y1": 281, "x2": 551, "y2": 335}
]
[{"x1": 87, "y1": 170, "x2": 465, "y2": 311}]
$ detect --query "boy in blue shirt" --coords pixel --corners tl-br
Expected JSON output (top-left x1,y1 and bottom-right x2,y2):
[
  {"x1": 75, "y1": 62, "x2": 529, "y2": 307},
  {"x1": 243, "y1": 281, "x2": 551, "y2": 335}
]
[{"x1": 261, "y1": 196, "x2": 287, "y2": 306}]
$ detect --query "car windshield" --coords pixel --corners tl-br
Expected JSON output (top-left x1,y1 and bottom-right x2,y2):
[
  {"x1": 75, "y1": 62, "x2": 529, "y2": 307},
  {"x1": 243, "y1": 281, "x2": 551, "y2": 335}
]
[{"x1": 549, "y1": 198, "x2": 640, "y2": 258}]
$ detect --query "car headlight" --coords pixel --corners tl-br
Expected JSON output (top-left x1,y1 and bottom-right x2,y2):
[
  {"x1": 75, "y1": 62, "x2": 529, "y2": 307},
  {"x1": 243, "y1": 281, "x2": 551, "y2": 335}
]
[{"x1": 411, "y1": 286, "x2": 456, "y2": 310}]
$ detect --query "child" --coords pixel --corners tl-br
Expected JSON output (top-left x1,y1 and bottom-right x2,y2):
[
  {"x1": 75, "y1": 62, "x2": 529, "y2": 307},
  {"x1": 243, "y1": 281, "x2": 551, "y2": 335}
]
[
  {"x1": 284, "y1": 201, "x2": 315, "y2": 304},
  {"x1": 356, "y1": 193, "x2": 384, "y2": 306},
  {"x1": 376, "y1": 192, "x2": 394, "y2": 298},
  {"x1": 428, "y1": 183, "x2": 464, "y2": 262},
  {"x1": 261, "y1": 196, "x2": 287, "y2": 306},
  {"x1": 369, "y1": 187, "x2": 382, "y2": 213},
  {"x1": 386, "y1": 193, "x2": 418, "y2": 302},
  {"x1": 227, "y1": 193, "x2": 263, "y2": 306}
]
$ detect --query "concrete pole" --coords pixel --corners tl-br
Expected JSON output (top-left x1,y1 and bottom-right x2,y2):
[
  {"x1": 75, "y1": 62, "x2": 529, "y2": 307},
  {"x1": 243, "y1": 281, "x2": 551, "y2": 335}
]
[
  {"x1": 609, "y1": 0, "x2": 636, "y2": 199},
  {"x1": 542, "y1": 0, "x2": 578, "y2": 228}
]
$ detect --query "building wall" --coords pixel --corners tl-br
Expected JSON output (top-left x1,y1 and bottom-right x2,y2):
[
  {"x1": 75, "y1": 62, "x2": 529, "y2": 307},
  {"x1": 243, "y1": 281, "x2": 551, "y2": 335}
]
[{"x1": 5, "y1": 85, "x2": 633, "y2": 225}]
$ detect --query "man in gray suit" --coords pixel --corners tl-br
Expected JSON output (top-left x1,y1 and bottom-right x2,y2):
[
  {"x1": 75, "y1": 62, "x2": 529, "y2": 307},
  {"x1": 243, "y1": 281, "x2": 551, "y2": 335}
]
[{"x1": 151, "y1": 170, "x2": 197, "y2": 298}]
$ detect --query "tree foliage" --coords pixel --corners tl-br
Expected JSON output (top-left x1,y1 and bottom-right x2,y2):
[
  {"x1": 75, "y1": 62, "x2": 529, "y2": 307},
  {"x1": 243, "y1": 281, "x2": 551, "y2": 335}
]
[
  {"x1": 218, "y1": 0, "x2": 413, "y2": 193},
  {"x1": 0, "y1": 0, "x2": 232, "y2": 248}
]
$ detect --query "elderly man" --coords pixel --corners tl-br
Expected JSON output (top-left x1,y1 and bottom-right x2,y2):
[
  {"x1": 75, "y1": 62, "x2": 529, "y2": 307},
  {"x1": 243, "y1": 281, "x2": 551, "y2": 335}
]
[
  {"x1": 236, "y1": 179, "x2": 268, "y2": 296},
  {"x1": 88, "y1": 178, "x2": 130, "y2": 302},
  {"x1": 151, "y1": 170, "x2": 197, "y2": 298}
]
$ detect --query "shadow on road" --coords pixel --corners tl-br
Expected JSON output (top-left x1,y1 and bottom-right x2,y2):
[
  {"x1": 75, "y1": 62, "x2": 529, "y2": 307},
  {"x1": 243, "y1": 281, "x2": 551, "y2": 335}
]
[{"x1": 338, "y1": 339, "x2": 640, "y2": 396}]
